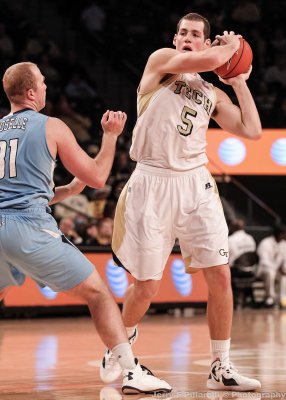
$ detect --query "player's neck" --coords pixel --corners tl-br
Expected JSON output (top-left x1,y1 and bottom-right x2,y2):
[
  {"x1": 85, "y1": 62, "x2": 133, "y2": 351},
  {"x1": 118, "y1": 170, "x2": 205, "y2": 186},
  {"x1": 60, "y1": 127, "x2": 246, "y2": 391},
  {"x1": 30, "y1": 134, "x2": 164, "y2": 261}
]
[{"x1": 10, "y1": 100, "x2": 38, "y2": 114}]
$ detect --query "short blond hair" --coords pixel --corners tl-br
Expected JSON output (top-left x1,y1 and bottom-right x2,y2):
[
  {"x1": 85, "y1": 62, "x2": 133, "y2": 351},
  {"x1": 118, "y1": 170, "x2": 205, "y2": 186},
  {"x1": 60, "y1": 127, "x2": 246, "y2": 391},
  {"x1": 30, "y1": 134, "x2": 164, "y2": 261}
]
[{"x1": 3, "y1": 62, "x2": 38, "y2": 104}]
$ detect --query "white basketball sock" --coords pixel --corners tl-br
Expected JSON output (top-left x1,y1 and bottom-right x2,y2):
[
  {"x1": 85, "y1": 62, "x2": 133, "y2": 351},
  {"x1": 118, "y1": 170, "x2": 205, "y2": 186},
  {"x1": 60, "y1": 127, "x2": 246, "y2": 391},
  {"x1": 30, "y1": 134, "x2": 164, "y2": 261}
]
[
  {"x1": 211, "y1": 338, "x2": 231, "y2": 363},
  {"x1": 111, "y1": 343, "x2": 136, "y2": 370},
  {"x1": 126, "y1": 325, "x2": 137, "y2": 339}
]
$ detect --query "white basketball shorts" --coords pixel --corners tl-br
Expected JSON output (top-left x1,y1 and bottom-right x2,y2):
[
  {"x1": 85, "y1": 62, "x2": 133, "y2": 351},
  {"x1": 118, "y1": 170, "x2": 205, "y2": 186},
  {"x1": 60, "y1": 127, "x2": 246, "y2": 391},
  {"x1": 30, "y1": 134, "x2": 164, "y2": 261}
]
[{"x1": 112, "y1": 163, "x2": 229, "y2": 281}]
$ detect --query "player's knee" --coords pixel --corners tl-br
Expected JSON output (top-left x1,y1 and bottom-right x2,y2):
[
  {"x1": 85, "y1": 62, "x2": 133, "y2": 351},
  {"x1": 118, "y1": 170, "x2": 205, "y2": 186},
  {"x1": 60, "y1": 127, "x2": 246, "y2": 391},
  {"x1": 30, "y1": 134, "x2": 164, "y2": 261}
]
[
  {"x1": 68, "y1": 271, "x2": 107, "y2": 300},
  {"x1": 134, "y1": 280, "x2": 160, "y2": 301},
  {"x1": 205, "y1": 266, "x2": 231, "y2": 295}
]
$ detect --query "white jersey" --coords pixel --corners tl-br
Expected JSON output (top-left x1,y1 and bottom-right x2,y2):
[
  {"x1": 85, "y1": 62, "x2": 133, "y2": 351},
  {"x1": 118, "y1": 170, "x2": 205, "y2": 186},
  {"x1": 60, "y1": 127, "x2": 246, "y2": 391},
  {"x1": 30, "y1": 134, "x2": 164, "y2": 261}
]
[
  {"x1": 257, "y1": 236, "x2": 286, "y2": 273},
  {"x1": 130, "y1": 73, "x2": 216, "y2": 171}
]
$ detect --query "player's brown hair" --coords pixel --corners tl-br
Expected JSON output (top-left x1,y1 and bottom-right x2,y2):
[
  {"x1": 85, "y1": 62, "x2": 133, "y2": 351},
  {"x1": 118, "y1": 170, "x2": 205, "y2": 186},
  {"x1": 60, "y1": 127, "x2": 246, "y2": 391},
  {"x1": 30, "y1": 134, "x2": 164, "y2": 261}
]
[{"x1": 177, "y1": 12, "x2": 211, "y2": 39}]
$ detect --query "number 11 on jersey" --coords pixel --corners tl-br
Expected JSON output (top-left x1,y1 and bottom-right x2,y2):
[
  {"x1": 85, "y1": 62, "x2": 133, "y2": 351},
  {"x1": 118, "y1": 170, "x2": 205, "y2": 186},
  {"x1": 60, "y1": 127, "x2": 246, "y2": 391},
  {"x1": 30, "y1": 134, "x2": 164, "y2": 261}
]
[{"x1": 0, "y1": 138, "x2": 19, "y2": 179}]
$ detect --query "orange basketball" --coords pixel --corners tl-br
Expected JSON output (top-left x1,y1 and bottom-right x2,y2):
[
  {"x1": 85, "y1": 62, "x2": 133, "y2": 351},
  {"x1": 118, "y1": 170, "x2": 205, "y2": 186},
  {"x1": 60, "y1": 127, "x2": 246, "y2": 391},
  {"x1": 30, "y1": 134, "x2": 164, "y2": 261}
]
[{"x1": 214, "y1": 38, "x2": 253, "y2": 79}]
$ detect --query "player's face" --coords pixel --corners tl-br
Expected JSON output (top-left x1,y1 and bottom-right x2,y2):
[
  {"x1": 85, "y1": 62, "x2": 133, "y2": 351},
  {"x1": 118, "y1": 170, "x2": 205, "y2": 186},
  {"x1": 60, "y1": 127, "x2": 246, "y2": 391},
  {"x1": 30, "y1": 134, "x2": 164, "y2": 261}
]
[
  {"x1": 173, "y1": 20, "x2": 211, "y2": 52},
  {"x1": 33, "y1": 66, "x2": 47, "y2": 111}
]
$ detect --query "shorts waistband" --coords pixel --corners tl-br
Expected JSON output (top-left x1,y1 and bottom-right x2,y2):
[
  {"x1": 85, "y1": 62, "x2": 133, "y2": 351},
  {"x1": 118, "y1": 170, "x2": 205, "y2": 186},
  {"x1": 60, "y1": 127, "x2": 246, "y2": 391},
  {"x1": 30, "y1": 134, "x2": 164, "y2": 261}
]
[
  {"x1": 136, "y1": 162, "x2": 206, "y2": 177},
  {"x1": 0, "y1": 207, "x2": 48, "y2": 215}
]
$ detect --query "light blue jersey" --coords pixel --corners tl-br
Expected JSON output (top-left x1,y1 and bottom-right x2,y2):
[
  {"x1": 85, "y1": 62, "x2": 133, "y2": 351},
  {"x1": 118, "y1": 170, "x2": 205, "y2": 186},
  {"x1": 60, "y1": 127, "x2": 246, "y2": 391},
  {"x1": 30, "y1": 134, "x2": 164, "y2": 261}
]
[
  {"x1": 0, "y1": 109, "x2": 95, "y2": 291},
  {"x1": 0, "y1": 108, "x2": 55, "y2": 209}
]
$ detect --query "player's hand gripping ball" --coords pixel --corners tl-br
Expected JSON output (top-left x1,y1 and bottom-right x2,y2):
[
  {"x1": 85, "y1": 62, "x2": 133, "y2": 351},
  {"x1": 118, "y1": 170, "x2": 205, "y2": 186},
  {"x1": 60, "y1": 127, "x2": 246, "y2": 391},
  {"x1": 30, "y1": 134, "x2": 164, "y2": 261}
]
[{"x1": 214, "y1": 37, "x2": 253, "y2": 79}]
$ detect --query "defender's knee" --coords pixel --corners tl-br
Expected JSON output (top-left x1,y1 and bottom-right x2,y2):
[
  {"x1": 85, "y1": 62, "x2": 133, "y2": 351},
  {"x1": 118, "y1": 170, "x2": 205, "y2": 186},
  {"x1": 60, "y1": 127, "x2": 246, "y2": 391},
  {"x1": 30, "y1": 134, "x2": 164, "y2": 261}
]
[{"x1": 67, "y1": 270, "x2": 108, "y2": 301}]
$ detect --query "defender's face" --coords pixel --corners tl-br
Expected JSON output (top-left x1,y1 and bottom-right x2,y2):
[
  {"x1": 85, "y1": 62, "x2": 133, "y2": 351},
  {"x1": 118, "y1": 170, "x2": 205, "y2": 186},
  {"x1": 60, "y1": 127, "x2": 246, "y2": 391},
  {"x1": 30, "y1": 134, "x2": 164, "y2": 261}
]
[
  {"x1": 32, "y1": 66, "x2": 47, "y2": 111},
  {"x1": 173, "y1": 20, "x2": 210, "y2": 52}
]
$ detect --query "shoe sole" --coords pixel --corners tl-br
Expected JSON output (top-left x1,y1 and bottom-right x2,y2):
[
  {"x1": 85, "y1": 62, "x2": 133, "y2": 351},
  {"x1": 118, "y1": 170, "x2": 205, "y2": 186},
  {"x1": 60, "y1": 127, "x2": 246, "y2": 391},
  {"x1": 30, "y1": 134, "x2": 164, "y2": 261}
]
[
  {"x1": 122, "y1": 385, "x2": 172, "y2": 394},
  {"x1": 207, "y1": 382, "x2": 261, "y2": 391}
]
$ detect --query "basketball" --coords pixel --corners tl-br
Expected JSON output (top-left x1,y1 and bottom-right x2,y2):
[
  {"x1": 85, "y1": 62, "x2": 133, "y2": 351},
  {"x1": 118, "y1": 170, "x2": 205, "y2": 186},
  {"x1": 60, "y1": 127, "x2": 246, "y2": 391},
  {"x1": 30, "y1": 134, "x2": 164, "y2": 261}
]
[{"x1": 214, "y1": 38, "x2": 253, "y2": 79}]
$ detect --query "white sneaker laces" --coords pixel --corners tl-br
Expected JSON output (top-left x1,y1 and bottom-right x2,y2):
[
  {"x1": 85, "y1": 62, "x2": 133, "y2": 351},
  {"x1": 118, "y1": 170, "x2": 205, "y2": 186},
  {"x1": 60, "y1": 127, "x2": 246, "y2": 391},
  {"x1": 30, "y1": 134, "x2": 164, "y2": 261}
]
[{"x1": 215, "y1": 361, "x2": 238, "y2": 377}]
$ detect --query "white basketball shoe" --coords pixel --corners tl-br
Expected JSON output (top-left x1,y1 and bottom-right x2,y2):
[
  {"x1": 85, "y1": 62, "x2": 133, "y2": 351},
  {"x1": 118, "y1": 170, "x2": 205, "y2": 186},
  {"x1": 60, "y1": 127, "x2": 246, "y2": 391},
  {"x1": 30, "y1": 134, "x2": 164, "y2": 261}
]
[
  {"x1": 207, "y1": 359, "x2": 261, "y2": 391},
  {"x1": 122, "y1": 358, "x2": 172, "y2": 394}
]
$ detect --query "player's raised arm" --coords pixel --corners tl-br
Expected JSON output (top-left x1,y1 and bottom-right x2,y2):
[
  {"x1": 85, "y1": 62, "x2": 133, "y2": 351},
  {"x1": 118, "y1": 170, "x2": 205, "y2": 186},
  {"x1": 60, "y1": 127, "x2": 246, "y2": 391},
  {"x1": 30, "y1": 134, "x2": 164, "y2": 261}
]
[
  {"x1": 46, "y1": 110, "x2": 127, "y2": 189},
  {"x1": 212, "y1": 68, "x2": 262, "y2": 140},
  {"x1": 147, "y1": 33, "x2": 240, "y2": 76},
  {"x1": 140, "y1": 19, "x2": 241, "y2": 93}
]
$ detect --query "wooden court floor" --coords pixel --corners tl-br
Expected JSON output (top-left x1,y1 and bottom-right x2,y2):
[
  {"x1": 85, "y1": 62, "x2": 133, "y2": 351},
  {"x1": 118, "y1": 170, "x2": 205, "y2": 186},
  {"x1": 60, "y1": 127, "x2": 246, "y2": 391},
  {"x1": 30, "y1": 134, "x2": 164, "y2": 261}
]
[{"x1": 0, "y1": 308, "x2": 285, "y2": 399}]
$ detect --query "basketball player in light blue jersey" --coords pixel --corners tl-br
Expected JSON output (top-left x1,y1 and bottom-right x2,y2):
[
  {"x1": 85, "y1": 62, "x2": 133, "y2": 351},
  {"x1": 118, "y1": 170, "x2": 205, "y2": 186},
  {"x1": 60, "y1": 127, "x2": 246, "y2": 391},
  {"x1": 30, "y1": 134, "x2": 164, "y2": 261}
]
[{"x1": 0, "y1": 62, "x2": 171, "y2": 395}]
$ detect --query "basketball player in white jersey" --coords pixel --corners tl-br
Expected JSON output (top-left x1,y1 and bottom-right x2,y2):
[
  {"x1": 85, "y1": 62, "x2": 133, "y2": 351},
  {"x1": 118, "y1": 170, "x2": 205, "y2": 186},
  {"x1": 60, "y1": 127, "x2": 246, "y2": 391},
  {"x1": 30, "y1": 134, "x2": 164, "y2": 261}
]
[{"x1": 100, "y1": 13, "x2": 262, "y2": 391}]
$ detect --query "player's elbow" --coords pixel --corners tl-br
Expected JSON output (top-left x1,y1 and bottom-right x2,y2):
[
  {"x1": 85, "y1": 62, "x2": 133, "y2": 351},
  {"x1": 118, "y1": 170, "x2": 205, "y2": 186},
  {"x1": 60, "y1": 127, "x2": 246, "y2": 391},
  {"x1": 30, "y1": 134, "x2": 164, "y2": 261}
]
[
  {"x1": 252, "y1": 131, "x2": 262, "y2": 140},
  {"x1": 250, "y1": 128, "x2": 262, "y2": 140},
  {"x1": 87, "y1": 177, "x2": 105, "y2": 189},
  {"x1": 94, "y1": 179, "x2": 105, "y2": 189}
]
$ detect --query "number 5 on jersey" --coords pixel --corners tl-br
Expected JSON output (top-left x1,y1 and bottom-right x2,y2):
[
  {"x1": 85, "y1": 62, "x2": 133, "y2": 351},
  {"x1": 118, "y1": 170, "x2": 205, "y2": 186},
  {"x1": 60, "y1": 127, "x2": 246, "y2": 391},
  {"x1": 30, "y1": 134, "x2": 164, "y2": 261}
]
[
  {"x1": 177, "y1": 106, "x2": 197, "y2": 136},
  {"x1": 0, "y1": 139, "x2": 19, "y2": 179}
]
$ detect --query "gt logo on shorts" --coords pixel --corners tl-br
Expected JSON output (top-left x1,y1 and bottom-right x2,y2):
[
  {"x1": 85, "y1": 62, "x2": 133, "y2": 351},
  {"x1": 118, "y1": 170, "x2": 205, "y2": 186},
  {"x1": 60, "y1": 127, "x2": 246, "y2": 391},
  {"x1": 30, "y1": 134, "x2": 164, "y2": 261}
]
[{"x1": 219, "y1": 249, "x2": 228, "y2": 257}]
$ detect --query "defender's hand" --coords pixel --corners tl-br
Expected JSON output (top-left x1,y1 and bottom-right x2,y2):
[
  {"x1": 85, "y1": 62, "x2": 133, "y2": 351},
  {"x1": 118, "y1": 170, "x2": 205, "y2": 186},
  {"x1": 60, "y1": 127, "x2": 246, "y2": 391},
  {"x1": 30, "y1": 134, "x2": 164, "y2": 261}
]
[{"x1": 101, "y1": 110, "x2": 127, "y2": 137}]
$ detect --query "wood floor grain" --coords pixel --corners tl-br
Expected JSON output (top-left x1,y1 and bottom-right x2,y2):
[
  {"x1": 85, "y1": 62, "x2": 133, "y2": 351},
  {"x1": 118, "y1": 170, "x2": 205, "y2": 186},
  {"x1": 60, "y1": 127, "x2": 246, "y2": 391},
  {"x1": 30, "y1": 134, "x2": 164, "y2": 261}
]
[{"x1": 0, "y1": 309, "x2": 285, "y2": 399}]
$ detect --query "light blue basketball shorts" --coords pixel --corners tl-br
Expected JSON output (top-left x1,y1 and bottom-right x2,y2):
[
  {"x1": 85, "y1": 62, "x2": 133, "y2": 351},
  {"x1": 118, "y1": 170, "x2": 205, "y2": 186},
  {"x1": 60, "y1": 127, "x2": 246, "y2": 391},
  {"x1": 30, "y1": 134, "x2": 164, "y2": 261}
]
[{"x1": 0, "y1": 208, "x2": 94, "y2": 292}]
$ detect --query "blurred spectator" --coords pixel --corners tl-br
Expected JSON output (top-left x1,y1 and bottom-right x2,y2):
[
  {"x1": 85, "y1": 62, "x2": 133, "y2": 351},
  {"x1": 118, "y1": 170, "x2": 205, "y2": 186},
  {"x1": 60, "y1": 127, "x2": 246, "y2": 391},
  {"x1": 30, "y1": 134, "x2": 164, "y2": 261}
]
[
  {"x1": 65, "y1": 72, "x2": 97, "y2": 101},
  {"x1": 39, "y1": 54, "x2": 61, "y2": 84},
  {"x1": 80, "y1": 1, "x2": 106, "y2": 33},
  {"x1": 73, "y1": 214, "x2": 90, "y2": 243},
  {"x1": 85, "y1": 217, "x2": 113, "y2": 246},
  {"x1": 54, "y1": 94, "x2": 92, "y2": 143},
  {"x1": 264, "y1": 54, "x2": 286, "y2": 88},
  {"x1": 231, "y1": 0, "x2": 261, "y2": 25},
  {"x1": 112, "y1": 149, "x2": 133, "y2": 181},
  {"x1": 103, "y1": 199, "x2": 117, "y2": 219},
  {"x1": 92, "y1": 217, "x2": 113, "y2": 245},
  {"x1": 255, "y1": 82, "x2": 277, "y2": 127},
  {"x1": 54, "y1": 192, "x2": 91, "y2": 220},
  {"x1": 248, "y1": 28, "x2": 267, "y2": 70},
  {"x1": 21, "y1": 27, "x2": 62, "y2": 65},
  {"x1": 37, "y1": 28, "x2": 62, "y2": 59},
  {"x1": 57, "y1": 49, "x2": 88, "y2": 86},
  {"x1": 0, "y1": 23, "x2": 15, "y2": 58},
  {"x1": 257, "y1": 224, "x2": 286, "y2": 307},
  {"x1": 59, "y1": 217, "x2": 83, "y2": 245},
  {"x1": 270, "y1": 27, "x2": 286, "y2": 55},
  {"x1": 24, "y1": 33, "x2": 44, "y2": 60},
  {"x1": 228, "y1": 219, "x2": 256, "y2": 268},
  {"x1": 85, "y1": 222, "x2": 99, "y2": 246},
  {"x1": 88, "y1": 185, "x2": 112, "y2": 218}
]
